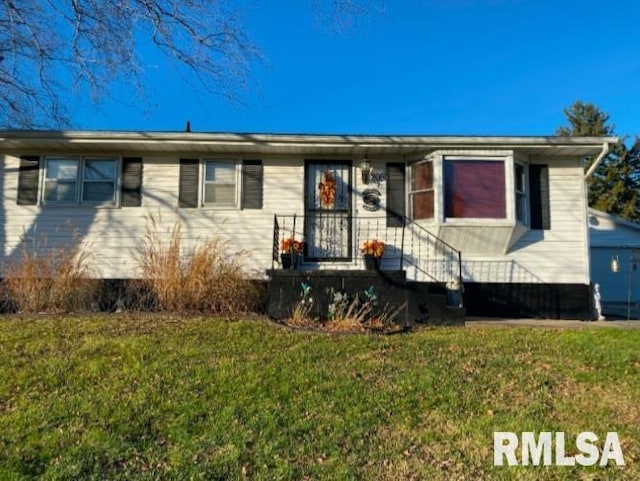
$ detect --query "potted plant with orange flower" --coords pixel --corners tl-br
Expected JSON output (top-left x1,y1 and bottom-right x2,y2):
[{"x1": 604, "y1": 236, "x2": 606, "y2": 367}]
[
  {"x1": 280, "y1": 237, "x2": 304, "y2": 269},
  {"x1": 360, "y1": 239, "x2": 385, "y2": 270}
]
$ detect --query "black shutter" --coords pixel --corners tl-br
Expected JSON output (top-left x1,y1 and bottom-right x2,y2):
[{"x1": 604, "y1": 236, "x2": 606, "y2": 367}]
[
  {"x1": 529, "y1": 164, "x2": 551, "y2": 230},
  {"x1": 120, "y1": 157, "x2": 143, "y2": 207},
  {"x1": 241, "y1": 160, "x2": 263, "y2": 209},
  {"x1": 179, "y1": 158, "x2": 199, "y2": 208},
  {"x1": 17, "y1": 155, "x2": 40, "y2": 205},
  {"x1": 386, "y1": 162, "x2": 406, "y2": 227}
]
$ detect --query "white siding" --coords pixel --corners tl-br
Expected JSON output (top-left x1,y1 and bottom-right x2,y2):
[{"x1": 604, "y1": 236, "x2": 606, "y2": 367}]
[
  {"x1": 1, "y1": 153, "x2": 305, "y2": 278},
  {"x1": 1, "y1": 152, "x2": 591, "y2": 285},
  {"x1": 457, "y1": 158, "x2": 589, "y2": 284}
]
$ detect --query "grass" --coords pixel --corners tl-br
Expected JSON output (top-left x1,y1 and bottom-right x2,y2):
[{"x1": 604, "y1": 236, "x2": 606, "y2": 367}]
[{"x1": 0, "y1": 317, "x2": 639, "y2": 480}]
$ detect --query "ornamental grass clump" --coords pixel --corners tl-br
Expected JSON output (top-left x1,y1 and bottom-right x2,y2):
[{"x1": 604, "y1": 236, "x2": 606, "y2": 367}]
[
  {"x1": 134, "y1": 218, "x2": 260, "y2": 314},
  {"x1": 324, "y1": 286, "x2": 403, "y2": 332},
  {"x1": 284, "y1": 284, "x2": 405, "y2": 333},
  {"x1": 4, "y1": 235, "x2": 93, "y2": 313}
]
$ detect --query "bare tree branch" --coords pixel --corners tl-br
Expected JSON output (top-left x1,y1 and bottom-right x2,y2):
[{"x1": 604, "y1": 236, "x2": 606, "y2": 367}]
[
  {"x1": 312, "y1": 0, "x2": 385, "y2": 32},
  {"x1": 0, "y1": 0, "x2": 375, "y2": 128}
]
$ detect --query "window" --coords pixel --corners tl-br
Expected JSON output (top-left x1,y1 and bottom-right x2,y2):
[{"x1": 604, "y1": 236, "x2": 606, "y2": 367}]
[
  {"x1": 44, "y1": 158, "x2": 79, "y2": 203},
  {"x1": 44, "y1": 157, "x2": 118, "y2": 205},
  {"x1": 409, "y1": 161, "x2": 434, "y2": 219},
  {"x1": 83, "y1": 159, "x2": 117, "y2": 203},
  {"x1": 515, "y1": 164, "x2": 527, "y2": 223},
  {"x1": 204, "y1": 160, "x2": 237, "y2": 207},
  {"x1": 179, "y1": 158, "x2": 262, "y2": 209},
  {"x1": 444, "y1": 158, "x2": 505, "y2": 219}
]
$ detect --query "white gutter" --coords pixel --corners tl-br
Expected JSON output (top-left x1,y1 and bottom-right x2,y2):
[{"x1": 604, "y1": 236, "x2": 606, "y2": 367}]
[
  {"x1": 583, "y1": 140, "x2": 613, "y2": 291},
  {"x1": 584, "y1": 141, "x2": 611, "y2": 179}
]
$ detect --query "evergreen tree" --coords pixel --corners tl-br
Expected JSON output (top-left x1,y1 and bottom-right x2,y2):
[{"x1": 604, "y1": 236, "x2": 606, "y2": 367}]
[
  {"x1": 557, "y1": 101, "x2": 640, "y2": 221},
  {"x1": 557, "y1": 101, "x2": 615, "y2": 137}
]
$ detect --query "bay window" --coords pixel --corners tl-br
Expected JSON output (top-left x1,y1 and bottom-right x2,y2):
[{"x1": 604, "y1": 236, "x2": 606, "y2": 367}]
[
  {"x1": 444, "y1": 158, "x2": 506, "y2": 219},
  {"x1": 409, "y1": 161, "x2": 434, "y2": 219},
  {"x1": 515, "y1": 163, "x2": 527, "y2": 223}
]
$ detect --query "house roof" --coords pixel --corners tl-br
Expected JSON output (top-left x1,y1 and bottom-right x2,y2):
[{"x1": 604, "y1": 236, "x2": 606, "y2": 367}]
[
  {"x1": 588, "y1": 209, "x2": 640, "y2": 248},
  {"x1": 589, "y1": 208, "x2": 640, "y2": 232},
  {"x1": 0, "y1": 130, "x2": 618, "y2": 158}
]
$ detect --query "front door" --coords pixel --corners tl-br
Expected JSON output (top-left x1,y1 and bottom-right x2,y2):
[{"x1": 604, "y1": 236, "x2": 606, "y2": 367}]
[{"x1": 304, "y1": 161, "x2": 352, "y2": 261}]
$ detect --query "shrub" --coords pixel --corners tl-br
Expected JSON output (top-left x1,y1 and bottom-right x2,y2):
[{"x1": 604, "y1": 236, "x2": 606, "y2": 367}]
[
  {"x1": 134, "y1": 219, "x2": 260, "y2": 314},
  {"x1": 4, "y1": 236, "x2": 93, "y2": 313},
  {"x1": 325, "y1": 293, "x2": 405, "y2": 333},
  {"x1": 284, "y1": 284, "x2": 406, "y2": 333}
]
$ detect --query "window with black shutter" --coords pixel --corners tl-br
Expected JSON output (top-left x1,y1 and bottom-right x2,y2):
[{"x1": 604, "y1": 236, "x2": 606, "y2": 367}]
[
  {"x1": 386, "y1": 163, "x2": 406, "y2": 227},
  {"x1": 529, "y1": 164, "x2": 551, "y2": 230},
  {"x1": 241, "y1": 160, "x2": 263, "y2": 209},
  {"x1": 121, "y1": 157, "x2": 143, "y2": 207},
  {"x1": 203, "y1": 160, "x2": 237, "y2": 206},
  {"x1": 17, "y1": 155, "x2": 40, "y2": 205},
  {"x1": 178, "y1": 158, "x2": 199, "y2": 208}
]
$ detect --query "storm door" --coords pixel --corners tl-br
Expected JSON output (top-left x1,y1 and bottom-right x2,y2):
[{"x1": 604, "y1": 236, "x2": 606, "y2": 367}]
[{"x1": 304, "y1": 161, "x2": 352, "y2": 261}]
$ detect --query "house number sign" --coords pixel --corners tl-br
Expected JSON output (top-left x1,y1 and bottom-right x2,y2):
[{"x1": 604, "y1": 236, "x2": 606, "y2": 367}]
[{"x1": 369, "y1": 171, "x2": 386, "y2": 183}]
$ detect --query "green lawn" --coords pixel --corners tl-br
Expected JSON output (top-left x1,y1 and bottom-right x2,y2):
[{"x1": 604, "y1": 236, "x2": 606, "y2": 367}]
[{"x1": 0, "y1": 316, "x2": 638, "y2": 480}]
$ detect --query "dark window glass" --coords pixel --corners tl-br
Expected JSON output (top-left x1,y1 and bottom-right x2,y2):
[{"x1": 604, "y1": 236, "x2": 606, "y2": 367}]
[{"x1": 444, "y1": 160, "x2": 505, "y2": 218}]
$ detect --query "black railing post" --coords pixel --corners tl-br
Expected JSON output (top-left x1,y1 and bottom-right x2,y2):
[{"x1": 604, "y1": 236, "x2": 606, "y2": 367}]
[
  {"x1": 292, "y1": 213, "x2": 297, "y2": 240},
  {"x1": 272, "y1": 214, "x2": 280, "y2": 270},
  {"x1": 400, "y1": 216, "x2": 406, "y2": 270}
]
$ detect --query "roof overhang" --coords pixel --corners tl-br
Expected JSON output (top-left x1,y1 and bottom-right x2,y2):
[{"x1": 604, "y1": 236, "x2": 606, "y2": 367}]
[
  {"x1": 589, "y1": 208, "x2": 640, "y2": 232},
  {"x1": 0, "y1": 130, "x2": 619, "y2": 158}
]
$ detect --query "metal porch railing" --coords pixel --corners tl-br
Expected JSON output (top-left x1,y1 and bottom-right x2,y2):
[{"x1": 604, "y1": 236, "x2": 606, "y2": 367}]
[{"x1": 272, "y1": 213, "x2": 462, "y2": 287}]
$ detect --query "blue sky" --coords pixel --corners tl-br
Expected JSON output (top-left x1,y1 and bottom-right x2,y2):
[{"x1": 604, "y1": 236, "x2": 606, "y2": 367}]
[{"x1": 74, "y1": 0, "x2": 640, "y2": 137}]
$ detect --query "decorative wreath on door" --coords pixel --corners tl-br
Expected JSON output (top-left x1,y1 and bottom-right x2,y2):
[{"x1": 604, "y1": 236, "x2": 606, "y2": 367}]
[{"x1": 318, "y1": 169, "x2": 337, "y2": 208}]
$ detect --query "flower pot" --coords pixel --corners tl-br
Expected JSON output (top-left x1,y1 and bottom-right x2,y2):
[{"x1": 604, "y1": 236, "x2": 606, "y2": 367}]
[
  {"x1": 281, "y1": 252, "x2": 299, "y2": 270},
  {"x1": 363, "y1": 254, "x2": 380, "y2": 271}
]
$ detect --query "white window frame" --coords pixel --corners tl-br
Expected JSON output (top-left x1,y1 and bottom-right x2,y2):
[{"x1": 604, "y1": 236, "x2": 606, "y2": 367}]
[
  {"x1": 201, "y1": 159, "x2": 240, "y2": 209},
  {"x1": 514, "y1": 163, "x2": 528, "y2": 225},
  {"x1": 441, "y1": 153, "x2": 512, "y2": 225},
  {"x1": 43, "y1": 157, "x2": 80, "y2": 205},
  {"x1": 42, "y1": 156, "x2": 120, "y2": 207},
  {"x1": 409, "y1": 159, "x2": 435, "y2": 221}
]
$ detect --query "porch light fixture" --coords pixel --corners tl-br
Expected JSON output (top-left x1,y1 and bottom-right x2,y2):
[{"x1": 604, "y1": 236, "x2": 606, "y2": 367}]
[
  {"x1": 611, "y1": 254, "x2": 620, "y2": 273},
  {"x1": 361, "y1": 155, "x2": 372, "y2": 184}
]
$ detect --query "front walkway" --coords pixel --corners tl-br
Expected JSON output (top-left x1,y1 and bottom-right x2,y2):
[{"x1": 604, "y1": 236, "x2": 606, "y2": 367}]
[{"x1": 466, "y1": 318, "x2": 640, "y2": 328}]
